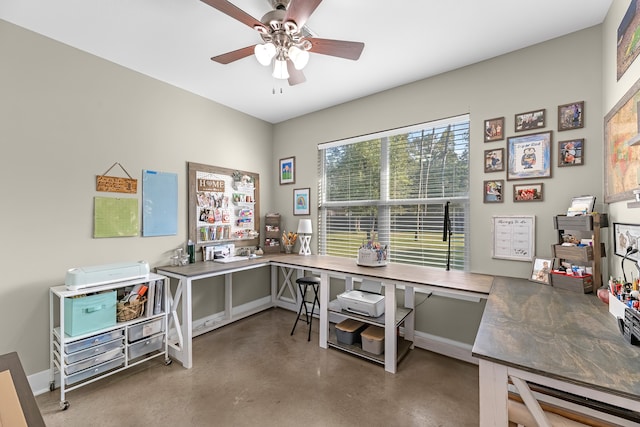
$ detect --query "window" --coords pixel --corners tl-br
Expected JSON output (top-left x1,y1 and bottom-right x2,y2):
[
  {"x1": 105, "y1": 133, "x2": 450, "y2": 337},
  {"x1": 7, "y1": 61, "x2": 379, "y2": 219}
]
[{"x1": 318, "y1": 114, "x2": 470, "y2": 270}]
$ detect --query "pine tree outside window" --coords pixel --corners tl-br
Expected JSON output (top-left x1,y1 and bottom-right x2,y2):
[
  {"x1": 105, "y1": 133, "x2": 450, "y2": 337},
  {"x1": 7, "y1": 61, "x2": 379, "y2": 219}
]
[{"x1": 317, "y1": 114, "x2": 470, "y2": 270}]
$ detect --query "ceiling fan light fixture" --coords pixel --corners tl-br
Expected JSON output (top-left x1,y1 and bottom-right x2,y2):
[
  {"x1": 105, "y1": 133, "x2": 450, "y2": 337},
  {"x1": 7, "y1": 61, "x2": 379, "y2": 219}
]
[
  {"x1": 288, "y1": 45, "x2": 309, "y2": 70},
  {"x1": 272, "y1": 58, "x2": 289, "y2": 79},
  {"x1": 254, "y1": 43, "x2": 276, "y2": 66},
  {"x1": 284, "y1": 21, "x2": 298, "y2": 34}
]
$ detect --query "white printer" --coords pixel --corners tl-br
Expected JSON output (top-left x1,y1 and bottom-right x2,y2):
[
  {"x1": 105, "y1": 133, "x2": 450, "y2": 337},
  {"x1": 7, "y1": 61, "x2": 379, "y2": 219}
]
[{"x1": 337, "y1": 280, "x2": 385, "y2": 317}]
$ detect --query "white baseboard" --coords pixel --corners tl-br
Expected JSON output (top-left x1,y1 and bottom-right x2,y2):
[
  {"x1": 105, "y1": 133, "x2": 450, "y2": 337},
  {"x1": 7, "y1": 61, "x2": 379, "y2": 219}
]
[{"x1": 410, "y1": 330, "x2": 478, "y2": 365}]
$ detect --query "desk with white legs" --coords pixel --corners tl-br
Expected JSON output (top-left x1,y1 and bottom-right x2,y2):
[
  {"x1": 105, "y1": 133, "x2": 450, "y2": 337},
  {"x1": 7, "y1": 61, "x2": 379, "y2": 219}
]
[
  {"x1": 158, "y1": 254, "x2": 494, "y2": 372},
  {"x1": 270, "y1": 255, "x2": 494, "y2": 373},
  {"x1": 157, "y1": 258, "x2": 273, "y2": 369},
  {"x1": 472, "y1": 277, "x2": 640, "y2": 426}
]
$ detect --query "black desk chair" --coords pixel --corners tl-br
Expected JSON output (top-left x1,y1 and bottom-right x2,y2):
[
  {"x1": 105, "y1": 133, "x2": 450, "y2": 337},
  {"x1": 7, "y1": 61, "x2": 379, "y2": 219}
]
[{"x1": 290, "y1": 276, "x2": 321, "y2": 341}]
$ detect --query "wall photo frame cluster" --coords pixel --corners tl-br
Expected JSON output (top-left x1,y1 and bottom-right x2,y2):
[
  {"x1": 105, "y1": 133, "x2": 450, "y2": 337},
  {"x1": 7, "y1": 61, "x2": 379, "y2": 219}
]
[{"x1": 483, "y1": 98, "x2": 585, "y2": 204}]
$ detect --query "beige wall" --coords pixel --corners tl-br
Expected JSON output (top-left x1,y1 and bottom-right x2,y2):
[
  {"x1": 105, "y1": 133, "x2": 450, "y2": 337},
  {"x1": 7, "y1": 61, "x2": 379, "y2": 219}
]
[
  {"x1": 273, "y1": 27, "x2": 604, "y2": 279},
  {"x1": 604, "y1": 0, "x2": 640, "y2": 280},
  {"x1": 273, "y1": 26, "x2": 605, "y2": 338},
  {"x1": 0, "y1": 20, "x2": 274, "y2": 375}
]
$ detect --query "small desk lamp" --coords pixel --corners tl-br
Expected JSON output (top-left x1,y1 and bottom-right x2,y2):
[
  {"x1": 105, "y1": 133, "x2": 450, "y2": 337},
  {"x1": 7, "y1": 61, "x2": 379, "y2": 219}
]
[{"x1": 297, "y1": 219, "x2": 312, "y2": 256}]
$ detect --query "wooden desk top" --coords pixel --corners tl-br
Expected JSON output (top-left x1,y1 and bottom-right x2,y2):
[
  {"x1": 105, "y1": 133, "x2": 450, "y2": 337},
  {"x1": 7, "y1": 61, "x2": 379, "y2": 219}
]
[
  {"x1": 269, "y1": 254, "x2": 493, "y2": 296},
  {"x1": 156, "y1": 254, "x2": 494, "y2": 296},
  {"x1": 472, "y1": 277, "x2": 640, "y2": 402}
]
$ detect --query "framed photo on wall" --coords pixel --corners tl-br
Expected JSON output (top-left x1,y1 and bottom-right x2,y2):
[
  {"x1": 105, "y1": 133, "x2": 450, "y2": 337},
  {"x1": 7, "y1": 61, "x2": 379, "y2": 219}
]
[
  {"x1": 515, "y1": 109, "x2": 545, "y2": 132},
  {"x1": 613, "y1": 222, "x2": 640, "y2": 262},
  {"x1": 484, "y1": 148, "x2": 504, "y2": 172},
  {"x1": 557, "y1": 101, "x2": 584, "y2": 131},
  {"x1": 507, "y1": 131, "x2": 552, "y2": 180},
  {"x1": 558, "y1": 138, "x2": 584, "y2": 167},
  {"x1": 513, "y1": 183, "x2": 544, "y2": 202},
  {"x1": 279, "y1": 156, "x2": 295, "y2": 185},
  {"x1": 293, "y1": 187, "x2": 310, "y2": 215},
  {"x1": 483, "y1": 180, "x2": 504, "y2": 203},
  {"x1": 484, "y1": 117, "x2": 504, "y2": 142}
]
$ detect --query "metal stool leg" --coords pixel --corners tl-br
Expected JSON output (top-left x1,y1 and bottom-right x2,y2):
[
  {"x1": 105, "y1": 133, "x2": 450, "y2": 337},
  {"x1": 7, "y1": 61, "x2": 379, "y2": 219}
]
[
  {"x1": 290, "y1": 283, "x2": 309, "y2": 336},
  {"x1": 306, "y1": 284, "x2": 320, "y2": 342}
]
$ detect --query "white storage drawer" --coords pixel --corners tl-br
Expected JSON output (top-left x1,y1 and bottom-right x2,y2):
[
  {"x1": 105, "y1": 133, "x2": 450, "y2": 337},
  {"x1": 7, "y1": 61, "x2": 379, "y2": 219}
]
[
  {"x1": 65, "y1": 356, "x2": 125, "y2": 385},
  {"x1": 128, "y1": 334, "x2": 164, "y2": 359},
  {"x1": 128, "y1": 318, "x2": 164, "y2": 343},
  {"x1": 64, "y1": 347, "x2": 124, "y2": 375},
  {"x1": 64, "y1": 338, "x2": 124, "y2": 364},
  {"x1": 64, "y1": 329, "x2": 124, "y2": 354}
]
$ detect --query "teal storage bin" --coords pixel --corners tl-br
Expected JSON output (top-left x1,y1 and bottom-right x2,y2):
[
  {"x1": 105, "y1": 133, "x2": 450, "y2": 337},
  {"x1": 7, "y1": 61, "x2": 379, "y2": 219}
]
[{"x1": 64, "y1": 291, "x2": 117, "y2": 337}]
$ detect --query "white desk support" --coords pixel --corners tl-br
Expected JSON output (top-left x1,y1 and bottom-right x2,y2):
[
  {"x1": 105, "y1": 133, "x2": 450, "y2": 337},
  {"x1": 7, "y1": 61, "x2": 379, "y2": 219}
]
[
  {"x1": 158, "y1": 254, "x2": 493, "y2": 373},
  {"x1": 158, "y1": 259, "x2": 272, "y2": 369}
]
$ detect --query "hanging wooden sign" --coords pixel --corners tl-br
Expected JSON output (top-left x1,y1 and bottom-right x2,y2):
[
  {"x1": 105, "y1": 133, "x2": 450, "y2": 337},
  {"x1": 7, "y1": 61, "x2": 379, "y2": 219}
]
[{"x1": 96, "y1": 162, "x2": 138, "y2": 193}]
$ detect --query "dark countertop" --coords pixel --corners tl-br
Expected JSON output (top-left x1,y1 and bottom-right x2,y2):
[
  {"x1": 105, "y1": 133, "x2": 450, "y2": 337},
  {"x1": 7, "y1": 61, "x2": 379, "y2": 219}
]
[{"x1": 472, "y1": 277, "x2": 640, "y2": 402}]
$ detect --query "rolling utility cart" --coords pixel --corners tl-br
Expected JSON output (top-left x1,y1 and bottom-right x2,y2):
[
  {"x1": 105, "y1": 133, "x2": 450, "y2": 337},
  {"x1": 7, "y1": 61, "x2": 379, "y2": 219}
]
[{"x1": 49, "y1": 273, "x2": 171, "y2": 410}]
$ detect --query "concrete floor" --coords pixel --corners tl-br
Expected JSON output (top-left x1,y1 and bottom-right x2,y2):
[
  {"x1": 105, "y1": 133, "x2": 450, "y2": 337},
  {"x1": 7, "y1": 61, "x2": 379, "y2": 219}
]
[{"x1": 37, "y1": 308, "x2": 480, "y2": 426}]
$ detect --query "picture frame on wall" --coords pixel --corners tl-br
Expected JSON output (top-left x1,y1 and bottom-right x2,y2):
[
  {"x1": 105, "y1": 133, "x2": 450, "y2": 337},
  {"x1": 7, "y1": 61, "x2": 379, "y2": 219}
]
[
  {"x1": 515, "y1": 109, "x2": 545, "y2": 132},
  {"x1": 483, "y1": 180, "x2": 504, "y2": 203},
  {"x1": 613, "y1": 222, "x2": 640, "y2": 262},
  {"x1": 557, "y1": 101, "x2": 584, "y2": 131},
  {"x1": 604, "y1": 76, "x2": 640, "y2": 202},
  {"x1": 513, "y1": 182, "x2": 544, "y2": 202},
  {"x1": 279, "y1": 156, "x2": 295, "y2": 185},
  {"x1": 558, "y1": 138, "x2": 584, "y2": 167},
  {"x1": 617, "y1": 0, "x2": 640, "y2": 81},
  {"x1": 484, "y1": 148, "x2": 504, "y2": 172},
  {"x1": 293, "y1": 187, "x2": 310, "y2": 215},
  {"x1": 484, "y1": 117, "x2": 505, "y2": 142},
  {"x1": 530, "y1": 257, "x2": 554, "y2": 285},
  {"x1": 507, "y1": 131, "x2": 552, "y2": 180}
]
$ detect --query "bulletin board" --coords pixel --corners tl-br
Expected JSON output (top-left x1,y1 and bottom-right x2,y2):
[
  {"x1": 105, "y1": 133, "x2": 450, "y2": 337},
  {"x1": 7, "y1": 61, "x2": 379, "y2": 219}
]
[
  {"x1": 491, "y1": 215, "x2": 535, "y2": 261},
  {"x1": 187, "y1": 162, "x2": 260, "y2": 253}
]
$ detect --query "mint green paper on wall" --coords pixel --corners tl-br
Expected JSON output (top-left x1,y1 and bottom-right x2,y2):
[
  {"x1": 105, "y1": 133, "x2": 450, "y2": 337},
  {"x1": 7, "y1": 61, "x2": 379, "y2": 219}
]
[{"x1": 94, "y1": 197, "x2": 139, "y2": 237}]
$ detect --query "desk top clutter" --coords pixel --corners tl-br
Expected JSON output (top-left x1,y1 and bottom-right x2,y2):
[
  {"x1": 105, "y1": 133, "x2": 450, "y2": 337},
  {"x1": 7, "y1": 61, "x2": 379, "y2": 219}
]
[{"x1": 356, "y1": 239, "x2": 388, "y2": 267}]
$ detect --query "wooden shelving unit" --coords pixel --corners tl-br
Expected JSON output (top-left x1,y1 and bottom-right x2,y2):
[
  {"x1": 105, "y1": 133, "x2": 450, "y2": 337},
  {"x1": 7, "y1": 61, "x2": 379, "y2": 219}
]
[
  {"x1": 264, "y1": 213, "x2": 281, "y2": 254},
  {"x1": 551, "y1": 213, "x2": 607, "y2": 292}
]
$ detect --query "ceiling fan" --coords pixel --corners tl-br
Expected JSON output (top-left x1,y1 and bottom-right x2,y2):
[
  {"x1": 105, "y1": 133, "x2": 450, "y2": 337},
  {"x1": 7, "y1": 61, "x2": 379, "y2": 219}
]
[{"x1": 201, "y1": 0, "x2": 365, "y2": 86}]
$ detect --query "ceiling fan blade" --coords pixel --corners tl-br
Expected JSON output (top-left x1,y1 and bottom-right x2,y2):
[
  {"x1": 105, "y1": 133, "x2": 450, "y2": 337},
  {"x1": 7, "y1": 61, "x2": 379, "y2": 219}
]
[
  {"x1": 211, "y1": 45, "x2": 257, "y2": 64},
  {"x1": 287, "y1": 62, "x2": 306, "y2": 86},
  {"x1": 201, "y1": 0, "x2": 266, "y2": 31},
  {"x1": 308, "y1": 38, "x2": 364, "y2": 60},
  {"x1": 284, "y1": 0, "x2": 323, "y2": 29}
]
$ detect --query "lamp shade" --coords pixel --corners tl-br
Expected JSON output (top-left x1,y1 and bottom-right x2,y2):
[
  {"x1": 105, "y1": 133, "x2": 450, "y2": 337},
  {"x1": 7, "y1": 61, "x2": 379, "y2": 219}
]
[
  {"x1": 288, "y1": 45, "x2": 309, "y2": 70},
  {"x1": 297, "y1": 219, "x2": 312, "y2": 234},
  {"x1": 272, "y1": 59, "x2": 289, "y2": 79},
  {"x1": 254, "y1": 43, "x2": 276, "y2": 66}
]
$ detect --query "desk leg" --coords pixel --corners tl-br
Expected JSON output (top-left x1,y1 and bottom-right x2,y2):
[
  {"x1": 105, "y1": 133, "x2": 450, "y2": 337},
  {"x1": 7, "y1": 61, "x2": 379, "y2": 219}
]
[
  {"x1": 404, "y1": 285, "x2": 415, "y2": 346},
  {"x1": 225, "y1": 273, "x2": 232, "y2": 321},
  {"x1": 319, "y1": 271, "x2": 329, "y2": 348},
  {"x1": 478, "y1": 359, "x2": 508, "y2": 426},
  {"x1": 384, "y1": 282, "x2": 397, "y2": 373}
]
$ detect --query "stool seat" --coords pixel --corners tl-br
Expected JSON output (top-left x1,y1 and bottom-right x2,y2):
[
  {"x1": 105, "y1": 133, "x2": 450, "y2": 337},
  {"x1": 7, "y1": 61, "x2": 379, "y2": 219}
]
[
  {"x1": 290, "y1": 276, "x2": 321, "y2": 341},
  {"x1": 296, "y1": 277, "x2": 321, "y2": 285}
]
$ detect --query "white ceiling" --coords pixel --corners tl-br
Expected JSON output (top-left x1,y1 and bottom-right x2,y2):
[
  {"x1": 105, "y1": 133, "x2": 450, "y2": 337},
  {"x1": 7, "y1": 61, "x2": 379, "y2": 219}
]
[{"x1": 1, "y1": 0, "x2": 612, "y2": 124}]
